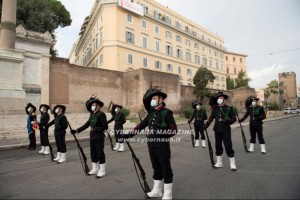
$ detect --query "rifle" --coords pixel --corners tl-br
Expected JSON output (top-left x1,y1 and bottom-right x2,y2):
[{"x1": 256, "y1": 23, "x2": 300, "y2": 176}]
[
  {"x1": 234, "y1": 111, "x2": 250, "y2": 153},
  {"x1": 126, "y1": 141, "x2": 151, "y2": 194},
  {"x1": 67, "y1": 121, "x2": 90, "y2": 175},
  {"x1": 188, "y1": 123, "x2": 195, "y2": 147},
  {"x1": 125, "y1": 113, "x2": 151, "y2": 196},
  {"x1": 204, "y1": 128, "x2": 216, "y2": 168},
  {"x1": 105, "y1": 130, "x2": 114, "y2": 150}
]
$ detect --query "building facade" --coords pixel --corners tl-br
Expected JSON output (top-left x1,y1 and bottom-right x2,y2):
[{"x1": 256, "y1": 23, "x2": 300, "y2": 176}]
[
  {"x1": 225, "y1": 51, "x2": 248, "y2": 80},
  {"x1": 278, "y1": 72, "x2": 297, "y2": 107},
  {"x1": 69, "y1": 0, "x2": 246, "y2": 90}
]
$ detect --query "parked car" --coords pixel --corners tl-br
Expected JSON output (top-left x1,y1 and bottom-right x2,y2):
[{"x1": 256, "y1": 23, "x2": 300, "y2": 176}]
[
  {"x1": 290, "y1": 108, "x2": 299, "y2": 114},
  {"x1": 284, "y1": 107, "x2": 291, "y2": 114}
]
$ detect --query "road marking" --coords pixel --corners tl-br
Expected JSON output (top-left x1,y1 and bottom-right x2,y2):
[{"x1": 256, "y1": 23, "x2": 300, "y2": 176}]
[{"x1": 18, "y1": 158, "x2": 49, "y2": 164}]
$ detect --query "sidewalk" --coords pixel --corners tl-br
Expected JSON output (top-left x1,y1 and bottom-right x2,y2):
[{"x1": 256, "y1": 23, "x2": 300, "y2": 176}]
[{"x1": 0, "y1": 113, "x2": 299, "y2": 150}]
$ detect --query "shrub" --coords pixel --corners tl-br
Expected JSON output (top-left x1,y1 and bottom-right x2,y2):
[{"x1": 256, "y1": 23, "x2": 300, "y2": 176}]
[
  {"x1": 268, "y1": 103, "x2": 280, "y2": 111},
  {"x1": 121, "y1": 107, "x2": 130, "y2": 118},
  {"x1": 182, "y1": 108, "x2": 194, "y2": 119}
]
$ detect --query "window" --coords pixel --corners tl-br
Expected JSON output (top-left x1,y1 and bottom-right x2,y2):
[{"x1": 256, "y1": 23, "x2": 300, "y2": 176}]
[
  {"x1": 99, "y1": 54, "x2": 103, "y2": 65},
  {"x1": 95, "y1": 59, "x2": 98, "y2": 68},
  {"x1": 176, "y1": 21, "x2": 181, "y2": 30},
  {"x1": 143, "y1": 58, "x2": 148, "y2": 67},
  {"x1": 203, "y1": 57, "x2": 207, "y2": 66},
  {"x1": 220, "y1": 54, "x2": 223, "y2": 59},
  {"x1": 155, "y1": 25, "x2": 160, "y2": 34},
  {"x1": 166, "y1": 31, "x2": 172, "y2": 39},
  {"x1": 209, "y1": 60, "x2": 212, "y2": 67},
  {"x1": 167, "y1": 64, "x2": 173, "y2": 72},
  {"x1": 154, "y1": 10, "x2": 159, "y2": 19},
  {"x1": 221, "y1": 63, "x2": 224, "y2": 71},
  {"x1": 234, "y1": 68, "x2": 236, "y2": 74},
  {"x1": 221, "y1": 77, "x2": 225, "y2": 82},
  {"x1": 195, "y1": 55, "x2": 200, "y2": 64},
  {"x1": 187, "y1": 68, "x2": 192, "y2": 76},
  {"x1": 226, "y1": 56, "x2": 228, "y2": 61},
  {"x1": 127, "y1": 14, "x2": 133, "y2": 23},
  {"x1": 216, "y1": 62, "x2": 219, "y2": 70},
  {"x1": 155, "y1": 61, "x2": 162, "y2": 69},
  {"x1": 186, "y1": 52, "x2": 191, "y2": 61},
  {"x1": 202, "y1": 46, "x2": 205, "y2": 51},
  {"x1": 194, "y1": 43, "x2": 199, "y2": 49},
  {"x1": 209, "y1": 49, "x2": 211, "y2": 54},
  {"x1": 186, "y1": 39, "x2": 191, "y2": 46},
  {"x1": 142, "y1": 20, "x2": 147, "y2": 29},
  {"x1": 215, "y1": 51, "x2": 218, "y2": 57},
  {"x1": 155, "y1": 40, "x2": 160, "y2": 52},
  {"x1": 128, "y1": 54, "x2": 133, "y2": 64},
  {"x1": 166, "y1": 45, "x2": 173, "y2": 56},
  {"x1": 202, "y1": 35, "x2": 204, "y2": 40},
  {"x1": 126, "y1": 31, "x2": 134, "y2": 44},
  {"x1": 185, "y1": 26, "x2": 190, "y2": 34},
  {"x1": 233, "y1": 57, "x2": 235, "y2": 62},
  {"x1": 208, "y1": 38, "x2": 211, "y2": 43},
  {"x1": 240, "y1": 58, "x2": 243, "y2": 62},
  {"x1": 216, "y1": 76, "x2": 219, "y2": 81},
  {"x1": 177, "y1": 49, "x2": 182, "y2": 59},
  {"x1": 178, "y1": 66, "x2": 181, "y2": 74},
  {"x1": 142, "y1": 36, "x2": 148, "y2": 48},
  {"x1": 176, "y1": 35, "x2": 181, "y2": 42},
  {"x1": 227, "y1": 68, "x2": 229, "y2": 73},
  {"x1": 99, "y1": 32, "x2": 102, "y2": 43}
]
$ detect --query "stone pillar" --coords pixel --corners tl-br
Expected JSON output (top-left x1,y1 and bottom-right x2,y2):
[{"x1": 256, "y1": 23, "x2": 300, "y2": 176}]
[{"x1": 0, "y1": 0, "x2": 17, "y2": 49}]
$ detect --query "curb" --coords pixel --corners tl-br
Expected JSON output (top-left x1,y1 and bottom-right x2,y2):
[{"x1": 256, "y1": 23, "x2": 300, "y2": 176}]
[{"x1": 0, "y1": 114, "x2": 299, "y2": 151}]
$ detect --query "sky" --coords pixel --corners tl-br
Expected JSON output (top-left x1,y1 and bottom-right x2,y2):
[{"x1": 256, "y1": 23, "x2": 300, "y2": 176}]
[{"x1": 55, "y1": 0, "x2": 300, "y2": 90}]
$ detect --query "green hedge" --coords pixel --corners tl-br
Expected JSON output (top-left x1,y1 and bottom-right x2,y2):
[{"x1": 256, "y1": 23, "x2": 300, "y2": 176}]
[
  {"x1": 121, "y1": 107, "x2": 130, "y2": 118},
  {"x1": 182, "y1": 108, "x2": 194, "y2": 119}
]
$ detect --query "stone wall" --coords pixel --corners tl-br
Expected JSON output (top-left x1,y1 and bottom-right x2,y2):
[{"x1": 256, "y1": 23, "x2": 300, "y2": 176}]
[{"x1": 49, "y1": 57, "x2": 255, "y2": 114}]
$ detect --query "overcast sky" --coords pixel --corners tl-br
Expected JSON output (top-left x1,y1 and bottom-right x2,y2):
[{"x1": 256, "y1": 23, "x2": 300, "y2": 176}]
[{"x1": 55, "y1": 0, "x2": 300, "y2": 90}]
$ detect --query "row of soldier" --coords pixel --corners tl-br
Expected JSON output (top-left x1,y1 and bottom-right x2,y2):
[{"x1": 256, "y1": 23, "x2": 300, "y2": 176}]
[{"x1": 24, "y1": 89, "x2": 266, "y2": 200}]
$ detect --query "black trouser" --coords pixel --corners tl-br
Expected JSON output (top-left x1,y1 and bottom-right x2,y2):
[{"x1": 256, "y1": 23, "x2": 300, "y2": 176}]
[
  {"x1": 215, "y1": 131, "x2": 235, "y2": 157},
  {"x1": 55, "y1": 132, "x2": 66, "y2": 153},
  {"x1": 90, "y1": 139, "x2": 105, "y2": 164},
  {"x1": 148, "y1": 143, "x2": 173, "y2": 184},
  {"x1": 114, "y1": 129, "x2": 123, "y2": 143},
  {"x1": 40, "y1": 129, "x2": 49, "y2": 146},
  {"x1": 194, "y1": 125, "x2": 205, "y2": 140},
  {"x1": 29, "y1": 131, "x2": 36, "y2": 149},
  {"x1": 249, "y1": 123, "x2": 265, "y2": 144}
]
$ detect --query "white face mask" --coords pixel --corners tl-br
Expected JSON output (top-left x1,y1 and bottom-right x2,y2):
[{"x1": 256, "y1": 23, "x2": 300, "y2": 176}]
[
  {"x1": 91, "y1": 105, "x2": 97, "y2": 111},
  {"x1": 196, "y1": 105, "x2": 200, "y2": 109},
  {"x1": 27, "y1": 108, "x2": 31, "y2": 112},
  {"x1": 151, "y1": 99, "x2": 158, "y2": 107},
  {"x1": 55, "y1": 108, "x2": 59, "y2": 114},
  {"x1": 252, "y1": 101, "x2": 257, "y2": 106},
  {"x1": 40, "y1": 108, "x2": 44, "y2": 112},
  {"x1": 217, "y1": 98, "x2": 224, "y2": 105},
  {"x1": 115, "y1": 108, "x2": 119, "y2": 113}
]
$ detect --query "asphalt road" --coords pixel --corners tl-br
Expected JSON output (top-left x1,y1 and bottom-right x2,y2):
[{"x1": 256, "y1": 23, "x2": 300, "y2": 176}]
[{"x1": 0, "y1": 115, "x2": 300, "y2": 199}]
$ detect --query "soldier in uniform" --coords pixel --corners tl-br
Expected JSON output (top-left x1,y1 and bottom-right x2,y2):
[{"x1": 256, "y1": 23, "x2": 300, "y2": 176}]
[
  {"x1": 38, "y1": 104, "x2": 50, "y2": 155},
  {"x1": 238, "y1": 96, "x2": 267, "y2": 154},
  {"x1": 45, "y1": 105, "x2": 68, "y2": 164},
  {"x1": 188, "y1": 101, "x2": 208, "y2": 148},
  {"x1": 124, "y1": 88, "x2": 177, "y2": 199},
  {"x1": 108, "y1": 104, "x2": 126, "y2": 152},
  {"x1": 25, "y1": 103, "x2": 37, "y2": 150},
  {"x1": 205, "y1": 92, "x2": 237, "y2": 171},
  {"x1": 71, "y1": 97, "x2": 108, "y2": 178}
]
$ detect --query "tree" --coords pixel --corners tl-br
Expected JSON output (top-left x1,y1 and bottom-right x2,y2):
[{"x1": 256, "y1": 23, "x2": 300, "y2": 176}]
[
  {"x1": 226, "y1": 76, "x2": 235, "y2": 90},
  {"x1": 0, "y1": 0, "x2": 72, "y2": 55},
  {"x1": 234, "y1": 70, "x2": 251, "y2": 88},
  {"x1": 267, "y1": 80, "x2": 279, "y2": 94},
  {"x1": 193, "y1": 67, "x2": 215, "y2": 102}
]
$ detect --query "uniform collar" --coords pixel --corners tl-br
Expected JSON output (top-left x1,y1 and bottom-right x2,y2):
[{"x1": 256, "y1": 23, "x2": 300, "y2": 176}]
[{"x1": 155, "y1": 105, "x2": 164, "y2": 111}]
